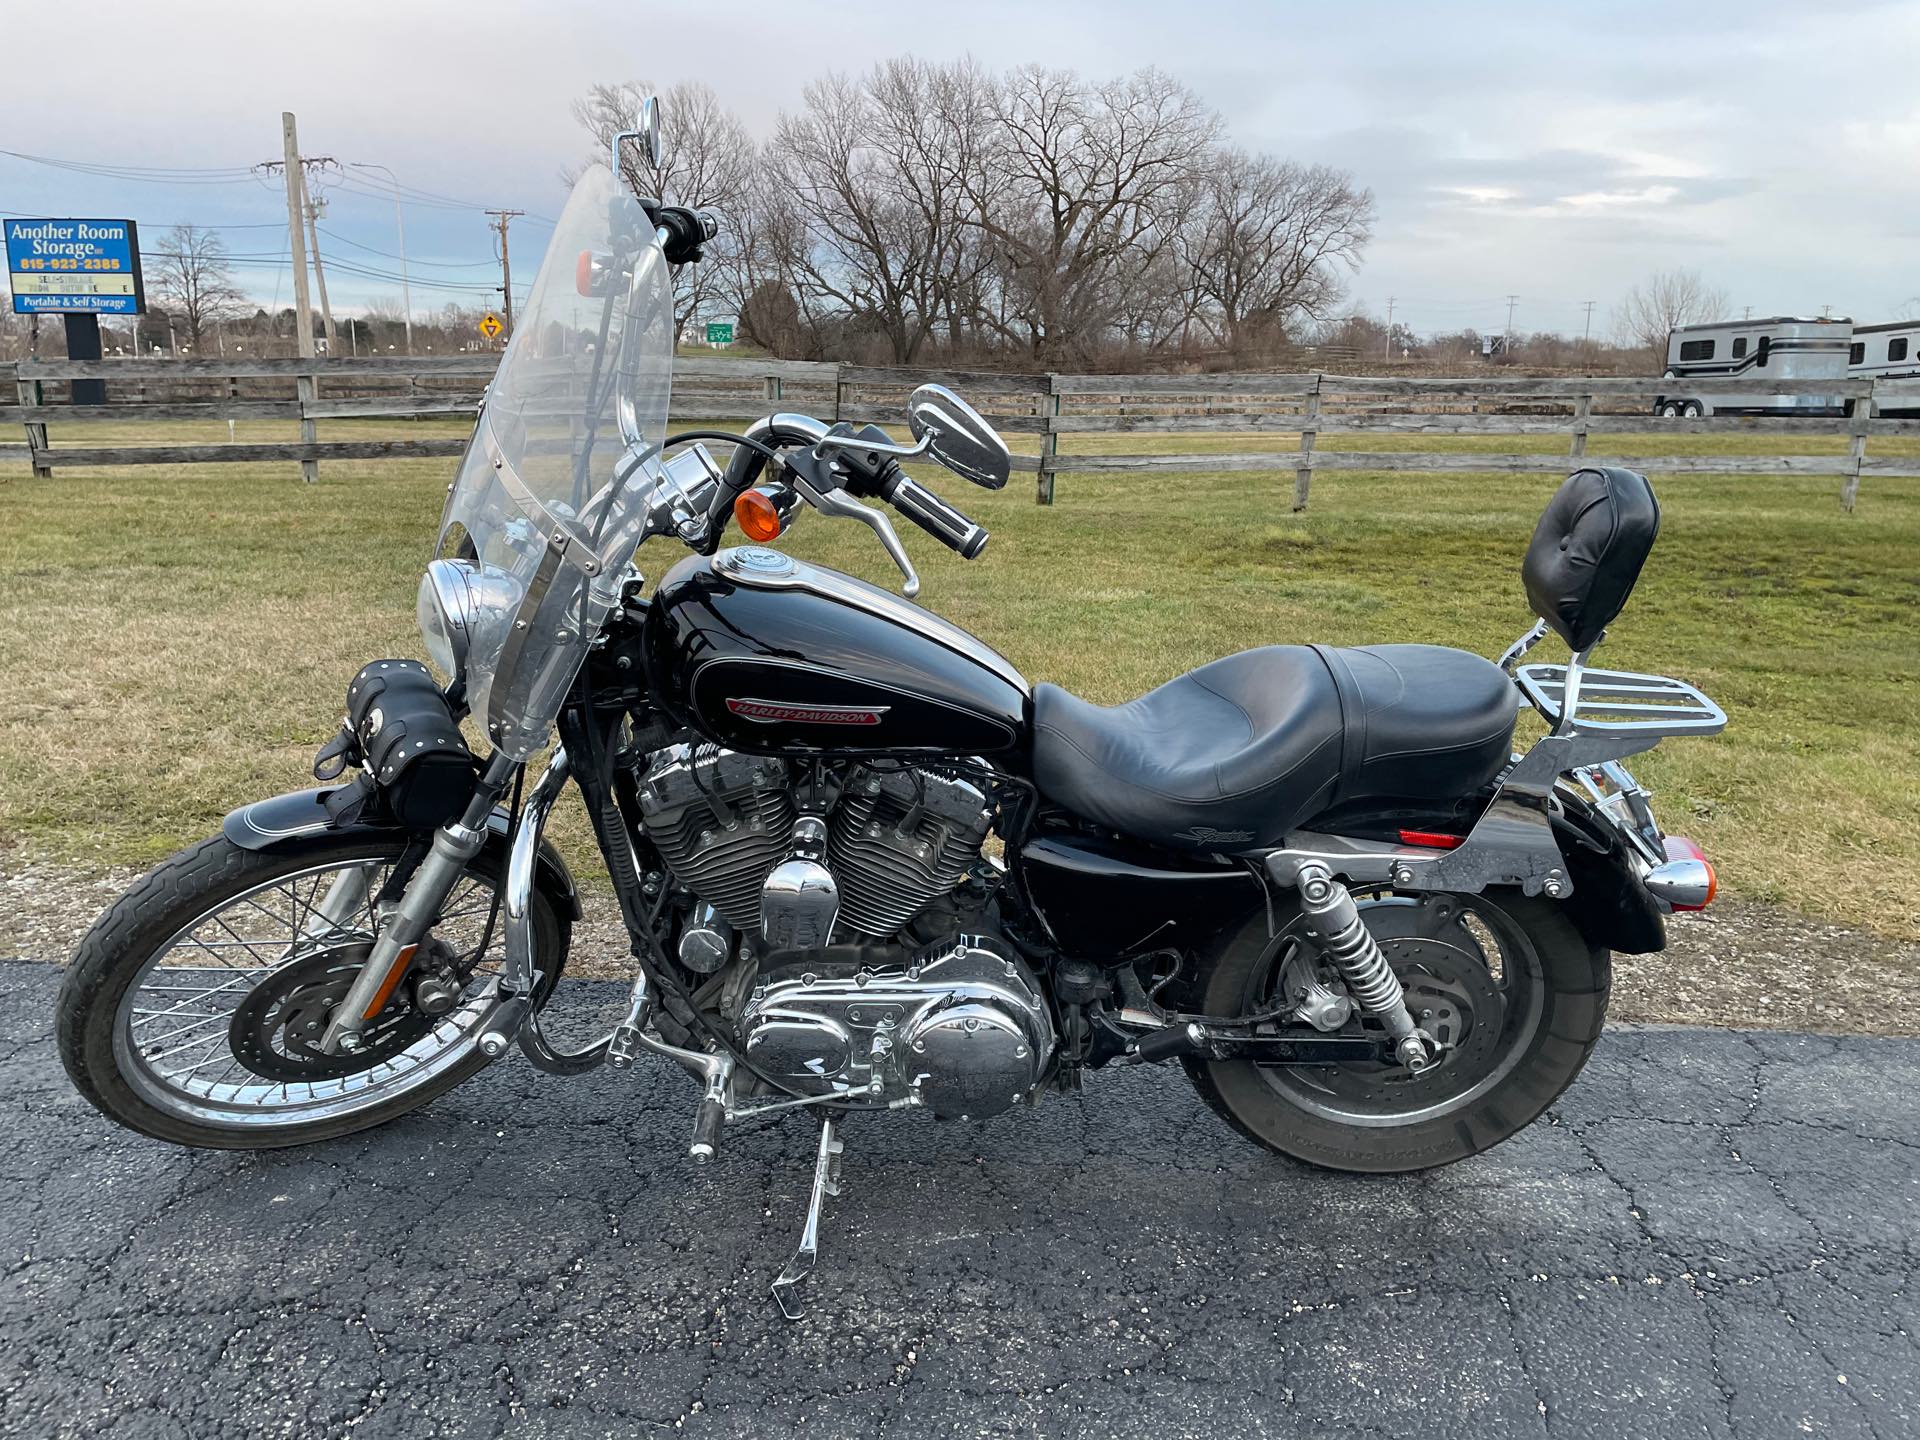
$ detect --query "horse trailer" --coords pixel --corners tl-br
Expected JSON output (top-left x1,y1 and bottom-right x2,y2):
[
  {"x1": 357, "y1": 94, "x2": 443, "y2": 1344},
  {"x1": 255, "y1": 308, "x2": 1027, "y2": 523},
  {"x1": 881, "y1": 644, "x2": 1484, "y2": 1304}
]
[{"x1": 1655, "y1": 316, "x2": 1853, "y2": 417}]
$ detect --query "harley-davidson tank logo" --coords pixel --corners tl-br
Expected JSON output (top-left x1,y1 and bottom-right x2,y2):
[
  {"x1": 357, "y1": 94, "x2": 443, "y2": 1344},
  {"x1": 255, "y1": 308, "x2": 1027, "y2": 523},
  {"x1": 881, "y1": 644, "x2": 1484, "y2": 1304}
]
[{"x1": 725, "y1": 697, "x2": 892, "y2": 726}]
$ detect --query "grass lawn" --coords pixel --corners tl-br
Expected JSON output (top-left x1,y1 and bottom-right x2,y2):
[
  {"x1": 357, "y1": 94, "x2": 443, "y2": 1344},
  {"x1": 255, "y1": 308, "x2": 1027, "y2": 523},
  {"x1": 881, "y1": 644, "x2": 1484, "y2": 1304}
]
[{"x1": 2, "y1": 414, "x2": 1916, "y2": 940}]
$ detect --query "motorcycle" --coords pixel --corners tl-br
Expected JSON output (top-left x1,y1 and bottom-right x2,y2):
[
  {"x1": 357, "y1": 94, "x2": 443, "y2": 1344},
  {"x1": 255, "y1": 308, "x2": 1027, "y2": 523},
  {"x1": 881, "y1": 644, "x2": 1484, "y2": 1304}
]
[{"x1": 58, "y1": 103, "x2": 1725, "y2": 1318}]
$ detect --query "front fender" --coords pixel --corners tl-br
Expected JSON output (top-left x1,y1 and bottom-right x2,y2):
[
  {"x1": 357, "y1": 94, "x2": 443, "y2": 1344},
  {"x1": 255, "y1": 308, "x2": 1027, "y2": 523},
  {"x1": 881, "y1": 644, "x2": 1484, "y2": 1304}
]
[{"x1": 222, "y1": 787, "x2": 583, "y2": 922}]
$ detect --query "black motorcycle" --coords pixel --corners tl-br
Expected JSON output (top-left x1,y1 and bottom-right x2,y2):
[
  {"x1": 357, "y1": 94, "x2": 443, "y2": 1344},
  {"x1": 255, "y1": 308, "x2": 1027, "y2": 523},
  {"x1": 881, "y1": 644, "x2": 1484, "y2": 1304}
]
[{"x1": 58, "y1": 107, "x2": 1725, "y2": 1318}]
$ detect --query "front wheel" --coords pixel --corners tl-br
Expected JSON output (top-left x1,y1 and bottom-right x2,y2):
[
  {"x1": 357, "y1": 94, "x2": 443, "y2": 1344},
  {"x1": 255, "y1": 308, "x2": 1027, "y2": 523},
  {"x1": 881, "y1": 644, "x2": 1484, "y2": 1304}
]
[
  {"x1": 57, "y1": 832, "x2": 568, "y2": 1150},
  {"x1": 1181, "y1": 888, "x2": 1608, "y2": 1173}
]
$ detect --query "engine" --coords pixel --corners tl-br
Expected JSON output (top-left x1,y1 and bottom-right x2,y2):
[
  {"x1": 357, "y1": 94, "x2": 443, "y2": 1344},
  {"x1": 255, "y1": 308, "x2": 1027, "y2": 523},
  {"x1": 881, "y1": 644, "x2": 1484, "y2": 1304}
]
[
  {"x1": 738, "y1": 937, "x2": 1053, "y2": 1117},
  {"x1": 634, "y1": 745, "x2": 994, "y2": 944},
  {"x1": 634, "y1": 744, "x2": 794, "y2": 932},
  {"x1": 634, "y1": 745, "x2": 1041, "y2": 1112}
]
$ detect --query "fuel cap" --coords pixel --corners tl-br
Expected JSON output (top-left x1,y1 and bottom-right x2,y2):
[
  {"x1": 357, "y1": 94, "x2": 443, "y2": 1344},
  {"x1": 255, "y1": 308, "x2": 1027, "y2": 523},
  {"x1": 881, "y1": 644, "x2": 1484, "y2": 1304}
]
[{"x1": 718, "y1": 546, "x2": 798, "y2": 580}]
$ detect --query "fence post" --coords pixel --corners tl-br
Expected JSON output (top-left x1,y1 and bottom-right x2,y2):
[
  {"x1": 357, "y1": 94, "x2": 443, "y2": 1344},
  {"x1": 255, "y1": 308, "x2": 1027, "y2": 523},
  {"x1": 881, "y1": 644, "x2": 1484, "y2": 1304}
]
[
  {"x1": 765, "y1": 371, "x2": 783, "y2": 410},
  {"x1": 1037, "y1": 374, "x2": 1060, "y2": 505},
  {"x1": 833, "y1": 364, "x2": 848, "y2": 424},
  {"x1": 1292, "y1": 373, "x2": 1323, "y2": 511},
  {"x1": 1569, "y1": 392, "x2": 1593, "y2": 462},
  {"x1": 295, "y1": 365, "x2": 319, "y2": 483},
  {"x1": 17, "y1": 372, "x2": 52, "y2": 479},
  {"x1": 1841, "y1": 380, "x2": 1874, "y2": 513}
]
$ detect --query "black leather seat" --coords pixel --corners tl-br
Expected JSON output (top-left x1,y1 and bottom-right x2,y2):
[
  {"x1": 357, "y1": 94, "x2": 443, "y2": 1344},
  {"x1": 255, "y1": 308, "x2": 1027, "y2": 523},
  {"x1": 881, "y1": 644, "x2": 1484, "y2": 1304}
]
[{"x1": 1032, "y1": 644, "x2": 1517, "y2": 853}]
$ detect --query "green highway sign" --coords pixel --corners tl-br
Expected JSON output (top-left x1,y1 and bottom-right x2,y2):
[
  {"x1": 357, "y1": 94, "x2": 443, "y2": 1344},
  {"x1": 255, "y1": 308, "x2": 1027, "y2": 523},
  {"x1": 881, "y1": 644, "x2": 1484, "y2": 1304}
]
[{"x1": 706, "y1": 322, "x2": 734, "y2": 345}]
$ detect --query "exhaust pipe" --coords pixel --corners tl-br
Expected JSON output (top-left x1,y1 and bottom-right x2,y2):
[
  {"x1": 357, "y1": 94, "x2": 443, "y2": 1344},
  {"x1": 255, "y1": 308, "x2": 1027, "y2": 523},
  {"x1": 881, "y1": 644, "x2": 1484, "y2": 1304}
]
[{"x1": 1644, "y1": 836, "x2": 1716, "y2": 911}]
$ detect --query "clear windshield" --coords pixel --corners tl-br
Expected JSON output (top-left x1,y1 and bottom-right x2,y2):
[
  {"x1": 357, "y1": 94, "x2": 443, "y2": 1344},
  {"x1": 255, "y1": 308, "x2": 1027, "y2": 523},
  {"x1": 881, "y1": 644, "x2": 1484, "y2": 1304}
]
[{"x1": 436, "y1": 164, "x2": 673, "y2": 758}]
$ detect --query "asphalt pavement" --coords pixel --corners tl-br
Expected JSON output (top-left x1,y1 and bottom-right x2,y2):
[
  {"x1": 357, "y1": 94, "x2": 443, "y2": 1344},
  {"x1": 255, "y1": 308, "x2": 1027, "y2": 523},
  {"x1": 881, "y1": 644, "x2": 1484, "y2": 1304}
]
[{"x1": 2, "y1": 959, "x2": 1915, "y2": 1439}]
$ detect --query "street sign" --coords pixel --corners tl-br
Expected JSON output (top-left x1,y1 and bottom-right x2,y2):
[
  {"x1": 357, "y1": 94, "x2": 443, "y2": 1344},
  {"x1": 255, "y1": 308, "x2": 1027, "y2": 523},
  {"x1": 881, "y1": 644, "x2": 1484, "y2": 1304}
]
[
  {"x1": 478, "y1": 312, "x2": 503, "y2": 340},
  {"x1": 4, "y1": 218, "x2": 144, "y2": 315},
  {"x1": 706, "y1": 322, "x2": 734, "y2": 345}
]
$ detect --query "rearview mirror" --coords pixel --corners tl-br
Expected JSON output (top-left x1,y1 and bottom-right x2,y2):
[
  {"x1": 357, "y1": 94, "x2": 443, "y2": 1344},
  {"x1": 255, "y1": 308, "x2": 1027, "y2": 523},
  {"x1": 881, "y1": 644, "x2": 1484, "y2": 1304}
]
[
  {"x1": 907, "y1": 385, "x2": 1011, "y2": 490},
  {"x1": 639, "y1": 95, "x2": 663, "y2": 168},
  {"x1": 613, "y1": 97, "x2": 666, "y2": 179}
]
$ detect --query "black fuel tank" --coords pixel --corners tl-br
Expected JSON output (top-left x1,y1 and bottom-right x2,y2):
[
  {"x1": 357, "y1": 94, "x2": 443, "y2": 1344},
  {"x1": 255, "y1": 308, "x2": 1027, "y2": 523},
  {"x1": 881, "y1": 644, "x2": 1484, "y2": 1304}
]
[{"x1": 644, "y1": 546, "x2": 1031, "y2": 756}]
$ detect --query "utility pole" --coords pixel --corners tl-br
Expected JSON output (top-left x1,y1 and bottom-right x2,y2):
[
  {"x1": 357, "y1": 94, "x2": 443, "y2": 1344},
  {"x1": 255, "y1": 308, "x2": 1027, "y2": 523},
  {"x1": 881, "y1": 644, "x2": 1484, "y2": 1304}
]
[
  {"x1": 278, "y1": 112, "x2": 319, "y2": 482},
  {"x1": 303, "y1": 189, "x2": 338, "y2": 352},
  {"x1": 1581, "y1": 300, "x2": 1596, "y2": 344},
  {"x1": 487, "y1": 209, "x2": 524, "y2": 334},
  {"x1": 1504, "y1": 294, "x2": 1519, "y2": 343},
  {"x1": 1384, "y1": 297, "x2": 1395, "y2": 359}
]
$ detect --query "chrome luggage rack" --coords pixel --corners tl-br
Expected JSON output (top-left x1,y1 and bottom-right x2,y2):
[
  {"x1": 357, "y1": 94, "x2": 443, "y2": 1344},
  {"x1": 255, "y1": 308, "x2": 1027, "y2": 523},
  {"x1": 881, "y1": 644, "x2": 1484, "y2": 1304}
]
[{"x1": 1515, "y1": 662, "x2": 1727, "y2": 737}]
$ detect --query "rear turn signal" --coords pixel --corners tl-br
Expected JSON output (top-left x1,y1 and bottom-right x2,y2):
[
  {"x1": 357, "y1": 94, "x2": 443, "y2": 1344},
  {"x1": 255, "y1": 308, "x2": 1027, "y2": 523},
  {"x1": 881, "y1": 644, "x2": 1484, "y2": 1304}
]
[
  {"x1": 1644, "y1": 835, "x2": 1717, "y2": 911},
  {"x1": 735, "y1": 487, "x2": 787, "y2": 542}
]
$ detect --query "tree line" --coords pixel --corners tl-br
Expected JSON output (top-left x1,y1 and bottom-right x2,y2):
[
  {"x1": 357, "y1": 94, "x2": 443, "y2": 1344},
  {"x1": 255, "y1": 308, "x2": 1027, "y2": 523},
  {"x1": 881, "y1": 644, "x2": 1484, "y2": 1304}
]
[{"x1": 576, "y1": 61, "x2": 1376, "y2": 368}]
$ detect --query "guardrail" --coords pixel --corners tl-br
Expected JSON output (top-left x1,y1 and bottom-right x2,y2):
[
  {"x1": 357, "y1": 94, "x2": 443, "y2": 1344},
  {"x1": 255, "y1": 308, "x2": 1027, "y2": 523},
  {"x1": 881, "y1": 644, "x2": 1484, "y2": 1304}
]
[{"x1": 5, "y1": 357, "x2": 1916, "y2": 510}]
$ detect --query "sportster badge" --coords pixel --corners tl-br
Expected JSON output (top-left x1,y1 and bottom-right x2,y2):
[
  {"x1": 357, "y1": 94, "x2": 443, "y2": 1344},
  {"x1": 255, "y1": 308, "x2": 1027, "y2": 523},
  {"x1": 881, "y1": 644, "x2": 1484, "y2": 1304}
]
[{"x1": 725, "y1": 698, "x2": 891, "y2": 726}]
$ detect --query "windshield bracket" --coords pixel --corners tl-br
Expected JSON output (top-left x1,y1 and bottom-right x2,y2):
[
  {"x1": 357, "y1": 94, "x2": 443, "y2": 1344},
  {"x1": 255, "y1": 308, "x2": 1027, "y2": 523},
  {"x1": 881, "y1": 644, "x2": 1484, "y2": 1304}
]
[{"x1": 480, "y1": 418, "x2": 605, "y2": 579}]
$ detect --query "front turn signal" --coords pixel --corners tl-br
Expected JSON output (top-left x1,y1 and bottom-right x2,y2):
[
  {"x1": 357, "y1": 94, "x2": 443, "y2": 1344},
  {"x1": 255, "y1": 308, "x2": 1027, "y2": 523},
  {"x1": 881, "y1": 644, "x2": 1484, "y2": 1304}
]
[{"x1": 735, "y1": 487, "x2": 787, "y2": 543}]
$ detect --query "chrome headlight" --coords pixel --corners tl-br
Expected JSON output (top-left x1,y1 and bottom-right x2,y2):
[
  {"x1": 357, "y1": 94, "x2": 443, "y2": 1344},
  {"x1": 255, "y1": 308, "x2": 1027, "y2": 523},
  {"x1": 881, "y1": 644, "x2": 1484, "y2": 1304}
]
[{"x1": 417, "y1": 558, "x2": 480, "y2": 680}]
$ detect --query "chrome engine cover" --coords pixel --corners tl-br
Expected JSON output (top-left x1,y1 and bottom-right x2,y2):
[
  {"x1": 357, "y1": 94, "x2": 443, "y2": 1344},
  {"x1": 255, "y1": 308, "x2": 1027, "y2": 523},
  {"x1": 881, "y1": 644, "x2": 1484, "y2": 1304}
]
[{"x1": 740, "y1": 937, "x2": 1053, "y2": 1118}]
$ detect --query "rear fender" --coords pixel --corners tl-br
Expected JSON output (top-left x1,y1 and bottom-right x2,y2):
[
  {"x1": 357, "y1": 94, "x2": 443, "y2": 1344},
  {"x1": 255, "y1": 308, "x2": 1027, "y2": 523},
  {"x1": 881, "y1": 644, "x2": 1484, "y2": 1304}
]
[
  {"x1": 1549, "y1": 792, "x2": 1667, "y2": 955},
  {"x1": 222, "y1": 787, "x2": 583, "y2": 922}
]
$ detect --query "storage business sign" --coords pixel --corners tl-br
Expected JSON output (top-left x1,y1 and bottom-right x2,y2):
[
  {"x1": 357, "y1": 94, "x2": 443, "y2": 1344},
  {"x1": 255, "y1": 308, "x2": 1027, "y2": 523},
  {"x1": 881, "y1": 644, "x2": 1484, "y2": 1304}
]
[{"x1": 4, "y1": 218, "x2": 145, "y2": 315}]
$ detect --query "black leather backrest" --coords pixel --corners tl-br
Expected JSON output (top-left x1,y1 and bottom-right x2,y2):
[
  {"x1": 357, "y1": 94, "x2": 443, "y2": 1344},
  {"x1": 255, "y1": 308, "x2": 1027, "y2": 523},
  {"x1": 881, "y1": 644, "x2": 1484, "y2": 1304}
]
[{"x1": 1522, "y1": 467, "x2": 1660, "y2": 652}]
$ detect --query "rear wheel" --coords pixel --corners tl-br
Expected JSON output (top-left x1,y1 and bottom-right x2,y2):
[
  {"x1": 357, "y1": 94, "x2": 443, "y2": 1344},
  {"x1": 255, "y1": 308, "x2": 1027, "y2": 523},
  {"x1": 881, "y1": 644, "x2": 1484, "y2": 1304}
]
[
  {"x1": 57, "y1": 833, "x2": 568, "y2": 1150},
  {"x1": 1182, "y1": 887, "x2": 1607, "y2": 1172}
]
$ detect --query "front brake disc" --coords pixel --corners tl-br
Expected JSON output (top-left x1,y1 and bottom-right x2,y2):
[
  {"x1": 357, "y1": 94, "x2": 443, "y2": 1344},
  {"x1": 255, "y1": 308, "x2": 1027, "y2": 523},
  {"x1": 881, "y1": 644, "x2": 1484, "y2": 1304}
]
[{"x1": 228, "y1": 943, "x2": 438, "y2": 1082}]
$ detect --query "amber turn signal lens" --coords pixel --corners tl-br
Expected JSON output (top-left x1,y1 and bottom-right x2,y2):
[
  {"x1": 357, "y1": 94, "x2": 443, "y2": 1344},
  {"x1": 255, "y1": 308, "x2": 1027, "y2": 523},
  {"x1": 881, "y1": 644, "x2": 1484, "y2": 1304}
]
[
  {"x1": 735, "y1": 487, "x2": 786, "y2": 542},
  {"x1": 575, "y1": 249, "x2": 595, "y2": 297}
]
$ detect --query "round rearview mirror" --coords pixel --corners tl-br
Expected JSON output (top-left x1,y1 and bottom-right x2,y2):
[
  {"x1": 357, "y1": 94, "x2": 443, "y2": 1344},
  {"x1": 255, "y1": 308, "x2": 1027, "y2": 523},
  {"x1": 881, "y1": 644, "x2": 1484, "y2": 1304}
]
[
  {"x1": 640, "y1": 95, "x2": 663, "y2": 168},
  {"x1": 907, "y1": 384, "x2": 1012, "y2": 490}
]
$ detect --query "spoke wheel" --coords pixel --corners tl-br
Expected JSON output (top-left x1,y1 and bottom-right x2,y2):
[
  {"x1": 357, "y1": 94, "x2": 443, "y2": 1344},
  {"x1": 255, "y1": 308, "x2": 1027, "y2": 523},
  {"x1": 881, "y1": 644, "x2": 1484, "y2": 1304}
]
[{"x1": 59, "y1": 833, "x2": 568, "y2": 1149}]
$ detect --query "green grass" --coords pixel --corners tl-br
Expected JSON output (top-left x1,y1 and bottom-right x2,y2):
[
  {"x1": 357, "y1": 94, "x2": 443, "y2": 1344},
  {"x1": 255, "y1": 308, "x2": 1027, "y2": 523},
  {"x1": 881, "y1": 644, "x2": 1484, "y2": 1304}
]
[{"x1": 3, "y1": 417, "x2": 1916, "y2": 939}]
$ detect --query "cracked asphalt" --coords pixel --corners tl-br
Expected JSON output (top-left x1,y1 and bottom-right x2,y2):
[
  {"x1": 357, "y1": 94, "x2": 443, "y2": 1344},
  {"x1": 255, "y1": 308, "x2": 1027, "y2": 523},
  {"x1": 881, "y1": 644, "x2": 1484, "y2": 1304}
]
[{"x1": 2, "y1": 960, "x2": 1917, "y2": 1439}]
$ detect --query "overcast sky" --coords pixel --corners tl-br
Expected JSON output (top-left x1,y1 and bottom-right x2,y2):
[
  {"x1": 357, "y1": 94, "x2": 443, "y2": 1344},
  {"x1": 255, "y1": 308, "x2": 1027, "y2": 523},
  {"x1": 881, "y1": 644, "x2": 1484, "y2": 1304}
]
[{"x1": 4, "y1": 0, "x2": 1915, "y2": 337}]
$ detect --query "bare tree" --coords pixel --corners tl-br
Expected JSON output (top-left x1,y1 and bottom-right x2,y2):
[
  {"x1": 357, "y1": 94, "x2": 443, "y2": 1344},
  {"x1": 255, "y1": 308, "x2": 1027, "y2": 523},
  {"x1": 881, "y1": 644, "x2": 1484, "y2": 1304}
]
[
  {"x1": 766, "y1": 60, "x2": 996, "y2": 363},
  {"x1": 148, "y1": 224, "x2": 244, "y2": 350},
  {"x1": 1613, "y1": 268, "x2": 1730, "y2": 358},
  {"x1": 1184, "y1": 149, "x2": 1374, "y2": 354},
  {"x1": 569, "y1": 80, "x2": 756, "y2": 339},
  {"x1": 963, "y1": 66, "x2": 1221, "y2": 361}
]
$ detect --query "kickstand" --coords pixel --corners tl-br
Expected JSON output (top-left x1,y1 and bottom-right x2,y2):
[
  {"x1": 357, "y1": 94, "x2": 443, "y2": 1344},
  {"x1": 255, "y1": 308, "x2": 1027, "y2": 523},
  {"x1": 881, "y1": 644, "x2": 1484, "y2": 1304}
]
[{"x1": 771, "y1": 1115, "x2": 844, "y2": 1321}]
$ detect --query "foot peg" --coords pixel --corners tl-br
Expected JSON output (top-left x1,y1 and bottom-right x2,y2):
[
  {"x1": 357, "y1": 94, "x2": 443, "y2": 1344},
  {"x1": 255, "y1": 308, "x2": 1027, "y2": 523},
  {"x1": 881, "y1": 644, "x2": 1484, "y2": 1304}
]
[
  {"x1": 771, "y1": 1116, "x2": 844, "y2": 1321},
  {"x1": 477, "y1": 992, "x2": 532, "y2": 1058}
]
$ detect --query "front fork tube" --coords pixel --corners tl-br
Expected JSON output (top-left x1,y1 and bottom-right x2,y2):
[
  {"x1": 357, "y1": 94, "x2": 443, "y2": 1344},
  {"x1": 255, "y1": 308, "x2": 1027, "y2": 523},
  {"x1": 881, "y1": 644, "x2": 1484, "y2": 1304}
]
[{"x1": 320, "y1": 755, "x2": 516, "y2": 1054}]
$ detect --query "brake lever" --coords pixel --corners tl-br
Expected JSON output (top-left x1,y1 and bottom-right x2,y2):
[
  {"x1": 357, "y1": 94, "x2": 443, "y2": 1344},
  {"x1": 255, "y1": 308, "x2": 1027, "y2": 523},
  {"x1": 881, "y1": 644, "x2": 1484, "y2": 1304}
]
[{"x1": 808, "y1": 486, "x2": 921, "y2": 598}]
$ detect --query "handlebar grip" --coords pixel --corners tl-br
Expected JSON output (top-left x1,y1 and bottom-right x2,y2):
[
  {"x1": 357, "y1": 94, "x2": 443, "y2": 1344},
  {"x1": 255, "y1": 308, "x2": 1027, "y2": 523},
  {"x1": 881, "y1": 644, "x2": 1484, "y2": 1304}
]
[{"x1": 882, "y1": 474, "x2": 989, "y2": 559}]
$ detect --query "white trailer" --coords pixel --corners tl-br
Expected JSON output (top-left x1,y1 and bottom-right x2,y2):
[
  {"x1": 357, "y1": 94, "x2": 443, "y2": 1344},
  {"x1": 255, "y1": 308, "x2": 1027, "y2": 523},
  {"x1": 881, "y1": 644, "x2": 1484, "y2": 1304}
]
[
  {"x1": 1655, "y1": 316, "x2": 1852, "y2": 417},
  {"x1": 1849, "y1": 320, "x2": 1920, "y2": 416}
]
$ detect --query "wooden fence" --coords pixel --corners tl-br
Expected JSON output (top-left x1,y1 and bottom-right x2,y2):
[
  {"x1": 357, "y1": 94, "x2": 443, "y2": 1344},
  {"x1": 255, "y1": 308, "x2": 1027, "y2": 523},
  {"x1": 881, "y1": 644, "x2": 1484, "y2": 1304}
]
[{"x1": 6, "y1": 357, "x2": 1917, "y2": 510}]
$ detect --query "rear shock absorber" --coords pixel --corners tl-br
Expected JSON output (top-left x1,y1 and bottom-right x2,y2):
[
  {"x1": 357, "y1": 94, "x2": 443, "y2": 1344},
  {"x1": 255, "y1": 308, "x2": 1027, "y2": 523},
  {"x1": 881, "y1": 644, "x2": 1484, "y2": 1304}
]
[{"x1": 1294, "y1": 861, "x2": 1434, "y2": 1072}]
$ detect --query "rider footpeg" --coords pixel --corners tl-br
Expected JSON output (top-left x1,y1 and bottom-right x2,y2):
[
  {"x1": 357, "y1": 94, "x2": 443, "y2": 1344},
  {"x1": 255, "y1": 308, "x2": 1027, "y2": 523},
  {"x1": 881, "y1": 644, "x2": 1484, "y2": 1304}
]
[
  {"x1": 771, "y1": 1116, "x2": 845, "y2": 1321},
  {"x1": 477, "y1": 993, "x2": 531, "y2": 1058}
]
